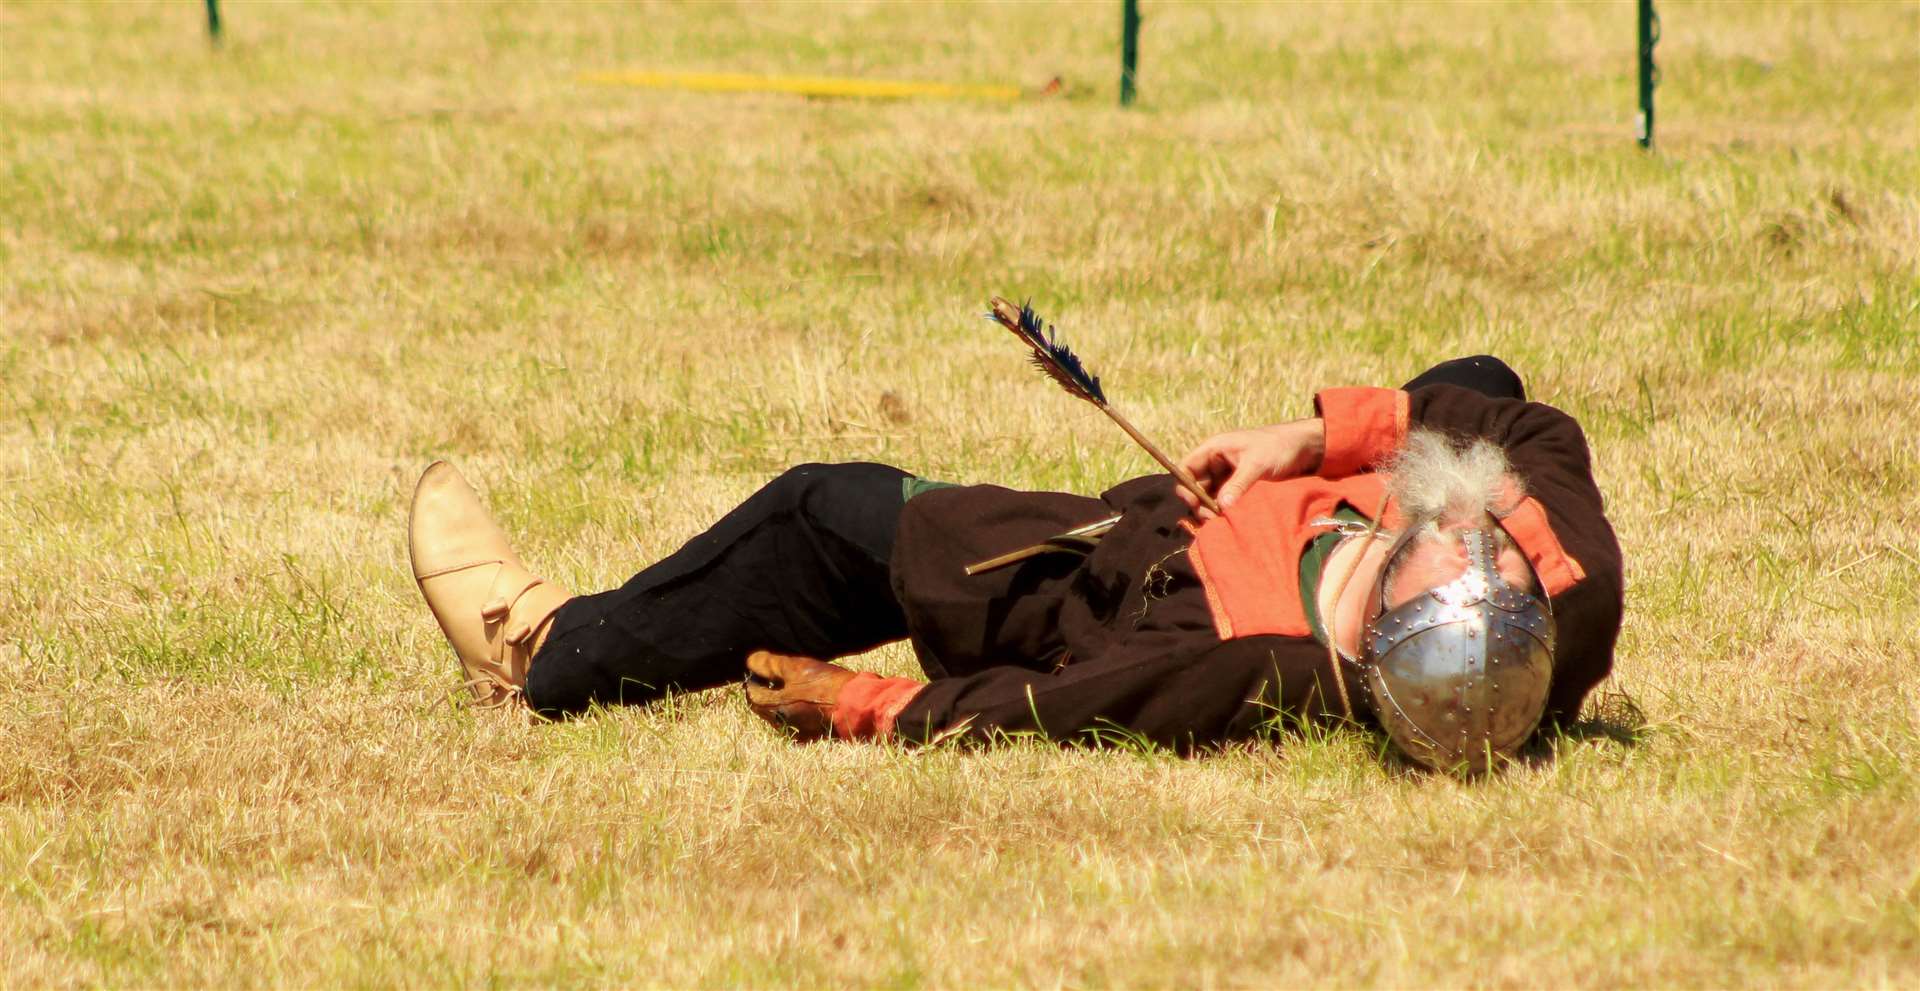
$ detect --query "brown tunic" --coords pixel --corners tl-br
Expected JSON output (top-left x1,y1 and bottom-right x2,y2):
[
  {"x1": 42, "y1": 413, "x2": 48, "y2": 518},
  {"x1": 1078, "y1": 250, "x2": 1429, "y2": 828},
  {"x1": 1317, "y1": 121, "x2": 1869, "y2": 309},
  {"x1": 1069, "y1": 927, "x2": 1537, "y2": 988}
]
[{"x1": 887, "y1": 384, "x2": 1625, "y2": 752}]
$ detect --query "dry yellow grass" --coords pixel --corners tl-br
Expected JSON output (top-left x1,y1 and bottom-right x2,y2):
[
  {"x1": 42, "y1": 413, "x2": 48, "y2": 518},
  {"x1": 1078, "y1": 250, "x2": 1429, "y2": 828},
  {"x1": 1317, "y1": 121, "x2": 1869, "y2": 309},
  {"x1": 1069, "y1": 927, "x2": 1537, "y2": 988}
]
[{"x1": 2, "y1": 1, "x2": 1917, "y2": 986}]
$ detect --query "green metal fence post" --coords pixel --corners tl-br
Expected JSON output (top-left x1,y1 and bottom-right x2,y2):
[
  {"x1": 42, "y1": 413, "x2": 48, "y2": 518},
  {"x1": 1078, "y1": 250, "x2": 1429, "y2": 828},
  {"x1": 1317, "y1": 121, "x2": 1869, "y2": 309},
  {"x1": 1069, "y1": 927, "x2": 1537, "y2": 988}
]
[
  {"x1": 1636, "y1": 0, "x2": 1659, "y2": 148},
  {"x1": 206, "y1": 0, "x2": 222, "y2": 44},
  {"x1": 1120, "y1": 0, "x2": 1141, "y2": 107}
]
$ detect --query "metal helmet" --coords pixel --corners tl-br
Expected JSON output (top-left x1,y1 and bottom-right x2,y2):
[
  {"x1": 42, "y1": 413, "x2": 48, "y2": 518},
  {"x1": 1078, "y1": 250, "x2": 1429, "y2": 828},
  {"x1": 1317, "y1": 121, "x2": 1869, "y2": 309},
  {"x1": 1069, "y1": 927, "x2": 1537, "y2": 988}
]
[{"x1": 1362, "y1": 526, "x2": 1554, "y2": 774}]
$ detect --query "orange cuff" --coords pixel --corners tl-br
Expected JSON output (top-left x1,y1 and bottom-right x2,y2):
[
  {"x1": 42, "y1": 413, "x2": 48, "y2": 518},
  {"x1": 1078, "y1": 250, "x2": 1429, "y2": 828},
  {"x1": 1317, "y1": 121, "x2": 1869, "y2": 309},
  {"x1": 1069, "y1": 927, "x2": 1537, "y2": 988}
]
[
  {"x1": 1313, "y1": 387, "x2": 1409, "y2": 477},
  {"x1": 832, "y1": 673, "x2": 926, "y2": 741},
  {"x1": 1498, "y1": 496, "x2": 1586, "y2": 596}
]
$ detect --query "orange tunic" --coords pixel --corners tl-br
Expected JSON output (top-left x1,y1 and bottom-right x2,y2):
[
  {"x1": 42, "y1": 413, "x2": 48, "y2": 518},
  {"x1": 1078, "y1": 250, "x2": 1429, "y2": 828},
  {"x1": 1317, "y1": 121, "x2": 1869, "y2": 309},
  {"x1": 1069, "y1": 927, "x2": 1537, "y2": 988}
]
[{"x1": 1188, "y1": 387, "x2": 1585, "y2": 641}]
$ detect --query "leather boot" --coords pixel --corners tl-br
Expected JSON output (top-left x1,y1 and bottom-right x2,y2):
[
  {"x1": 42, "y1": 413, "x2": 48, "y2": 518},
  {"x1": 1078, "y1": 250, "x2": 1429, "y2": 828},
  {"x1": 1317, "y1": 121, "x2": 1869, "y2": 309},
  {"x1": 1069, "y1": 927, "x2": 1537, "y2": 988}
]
[{"x1": 408, "y1": 461, "x2": 571, "y2": 707}]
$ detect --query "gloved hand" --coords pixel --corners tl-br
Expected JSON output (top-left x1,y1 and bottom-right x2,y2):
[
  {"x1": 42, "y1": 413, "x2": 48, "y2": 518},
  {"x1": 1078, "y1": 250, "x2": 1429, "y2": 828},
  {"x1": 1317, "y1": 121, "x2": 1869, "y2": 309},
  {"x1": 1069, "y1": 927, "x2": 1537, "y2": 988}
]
[{"x1": 744, "y1": 650, "x2": 859, "y2": 740}]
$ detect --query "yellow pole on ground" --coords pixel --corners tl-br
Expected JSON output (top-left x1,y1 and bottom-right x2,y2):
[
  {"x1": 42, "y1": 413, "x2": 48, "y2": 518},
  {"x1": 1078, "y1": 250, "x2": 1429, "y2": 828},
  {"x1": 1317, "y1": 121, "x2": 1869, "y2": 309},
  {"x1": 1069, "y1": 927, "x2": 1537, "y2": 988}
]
[{"x1": 577, "y1": 69, "x2": 1022, "y2": 103}]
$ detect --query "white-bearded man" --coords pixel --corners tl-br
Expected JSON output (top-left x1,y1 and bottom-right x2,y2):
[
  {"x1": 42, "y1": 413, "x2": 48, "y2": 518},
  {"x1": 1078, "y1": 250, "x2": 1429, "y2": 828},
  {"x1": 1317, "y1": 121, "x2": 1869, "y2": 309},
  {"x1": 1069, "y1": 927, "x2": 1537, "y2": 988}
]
[{"x1": 408, "y1": 356, "x2": 1622, "y2": 771}]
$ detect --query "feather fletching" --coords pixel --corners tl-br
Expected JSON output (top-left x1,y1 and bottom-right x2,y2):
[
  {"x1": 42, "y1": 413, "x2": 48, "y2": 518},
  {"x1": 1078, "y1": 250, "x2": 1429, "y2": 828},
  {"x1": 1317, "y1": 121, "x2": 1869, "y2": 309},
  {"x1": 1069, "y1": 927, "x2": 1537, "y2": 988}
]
[{"x1": 986, "y1": 296, "x2": 1107, "y2": 406}]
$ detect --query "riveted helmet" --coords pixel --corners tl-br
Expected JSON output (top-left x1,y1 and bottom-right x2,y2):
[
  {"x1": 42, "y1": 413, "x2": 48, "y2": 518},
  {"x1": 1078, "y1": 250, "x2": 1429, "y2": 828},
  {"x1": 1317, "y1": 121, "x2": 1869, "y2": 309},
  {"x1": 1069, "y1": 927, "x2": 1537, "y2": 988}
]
[{"x1": 1362, "y1": 526, "x2": 1554, "y2": 773}]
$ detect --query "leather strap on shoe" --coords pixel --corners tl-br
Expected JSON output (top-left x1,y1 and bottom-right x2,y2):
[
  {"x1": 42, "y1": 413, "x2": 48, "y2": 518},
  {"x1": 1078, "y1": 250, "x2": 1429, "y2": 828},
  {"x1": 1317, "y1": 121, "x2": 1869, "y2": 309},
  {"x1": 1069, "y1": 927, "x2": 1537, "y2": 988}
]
[
  {"x1": 417, "y1": 559, "x2": 567, "y2": 648},
  {"x1": 417, "y1": 558, "x2": 570, "y2": 703},
  {"x1": 500, "y1": 580, "x2": 570, "y2": 656}
]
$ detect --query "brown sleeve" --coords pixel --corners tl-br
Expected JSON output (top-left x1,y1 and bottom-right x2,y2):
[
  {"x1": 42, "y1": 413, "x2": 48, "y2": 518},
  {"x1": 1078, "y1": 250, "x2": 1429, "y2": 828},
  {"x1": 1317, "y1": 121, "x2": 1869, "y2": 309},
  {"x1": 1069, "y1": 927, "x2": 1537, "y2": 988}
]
[
  {"x1": 1404, "y1": 384, "x2": 1626, "y2": 725},
  {"x1": 890, "y1": 635, "x2": 1356, "y2": 753}
]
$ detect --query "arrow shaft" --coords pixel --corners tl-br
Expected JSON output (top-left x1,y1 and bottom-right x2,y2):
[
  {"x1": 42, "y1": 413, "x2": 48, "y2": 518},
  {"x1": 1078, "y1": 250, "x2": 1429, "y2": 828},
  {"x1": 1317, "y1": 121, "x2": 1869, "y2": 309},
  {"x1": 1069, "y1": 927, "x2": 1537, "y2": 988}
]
[{"x1": 1098, "y1": 404, "x2": 1222, "y2": 515}]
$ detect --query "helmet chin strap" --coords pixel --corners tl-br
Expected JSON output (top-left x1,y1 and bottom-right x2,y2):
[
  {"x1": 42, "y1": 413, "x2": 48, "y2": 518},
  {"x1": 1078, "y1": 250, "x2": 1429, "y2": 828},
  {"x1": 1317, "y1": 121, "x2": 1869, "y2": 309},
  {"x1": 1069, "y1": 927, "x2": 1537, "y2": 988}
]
[{"x1": 1317, "y1": 491, "x2": 1395, "y2": 722}]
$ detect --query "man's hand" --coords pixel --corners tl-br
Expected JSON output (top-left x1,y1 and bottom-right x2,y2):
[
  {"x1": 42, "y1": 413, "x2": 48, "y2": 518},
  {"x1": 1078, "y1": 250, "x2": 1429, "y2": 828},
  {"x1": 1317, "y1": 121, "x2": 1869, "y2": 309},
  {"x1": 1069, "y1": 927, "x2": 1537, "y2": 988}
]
[
  {"x1": 744, "y1": 650, "x2": 859, "y2": 740},
  {"x1": 1176, "y1": 418, "x2": 1327, "y2": 519}
]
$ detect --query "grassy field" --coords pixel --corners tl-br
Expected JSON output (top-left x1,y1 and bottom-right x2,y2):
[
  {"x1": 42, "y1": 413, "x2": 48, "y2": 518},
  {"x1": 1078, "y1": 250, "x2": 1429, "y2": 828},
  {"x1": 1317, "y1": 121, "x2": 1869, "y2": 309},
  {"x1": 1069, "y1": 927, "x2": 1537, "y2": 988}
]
[{"x1": 3, "y1": 0, "x2": 1918, "y2": 985}]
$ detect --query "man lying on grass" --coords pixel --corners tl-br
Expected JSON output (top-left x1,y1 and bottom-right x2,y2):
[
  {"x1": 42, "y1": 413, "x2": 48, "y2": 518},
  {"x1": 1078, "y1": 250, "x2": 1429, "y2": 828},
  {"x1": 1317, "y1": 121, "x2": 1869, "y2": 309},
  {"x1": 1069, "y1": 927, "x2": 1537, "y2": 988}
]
[{"x1": 408, "y1": 356, "x2": 1622, "y2": 772}]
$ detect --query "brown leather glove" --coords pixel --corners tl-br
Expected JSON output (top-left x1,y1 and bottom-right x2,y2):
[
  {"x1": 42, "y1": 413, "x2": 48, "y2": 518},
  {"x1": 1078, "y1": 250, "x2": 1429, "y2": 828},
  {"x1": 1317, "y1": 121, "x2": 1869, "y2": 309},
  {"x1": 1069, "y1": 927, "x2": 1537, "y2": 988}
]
[{"x1": 744, "y1": 650, "x2": 859, "y2": 741}]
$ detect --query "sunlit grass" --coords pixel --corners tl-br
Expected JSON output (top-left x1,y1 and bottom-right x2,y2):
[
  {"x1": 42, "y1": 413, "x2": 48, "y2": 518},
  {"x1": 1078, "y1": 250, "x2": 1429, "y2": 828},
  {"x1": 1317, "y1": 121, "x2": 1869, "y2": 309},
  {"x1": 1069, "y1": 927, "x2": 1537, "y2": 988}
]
[{"x1": 2, "y1": 0, "x2": 1917, "y2": 986}]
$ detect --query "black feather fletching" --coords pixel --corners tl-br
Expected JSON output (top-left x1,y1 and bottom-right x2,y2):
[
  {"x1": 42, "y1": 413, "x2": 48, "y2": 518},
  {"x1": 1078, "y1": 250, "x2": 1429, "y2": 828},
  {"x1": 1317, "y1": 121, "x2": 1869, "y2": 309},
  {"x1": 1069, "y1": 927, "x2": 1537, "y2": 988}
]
[{"x1": 987, "y1": 296, "x2": 1107, "y2": 406}]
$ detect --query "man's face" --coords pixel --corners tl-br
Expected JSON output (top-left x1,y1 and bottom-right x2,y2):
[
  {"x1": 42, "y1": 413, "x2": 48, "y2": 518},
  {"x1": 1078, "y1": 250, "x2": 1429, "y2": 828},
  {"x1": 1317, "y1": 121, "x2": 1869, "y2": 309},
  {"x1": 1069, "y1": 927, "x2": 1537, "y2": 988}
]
[{"x1": 1384, "y1": 526, "x2": 1537, "y2": 610}]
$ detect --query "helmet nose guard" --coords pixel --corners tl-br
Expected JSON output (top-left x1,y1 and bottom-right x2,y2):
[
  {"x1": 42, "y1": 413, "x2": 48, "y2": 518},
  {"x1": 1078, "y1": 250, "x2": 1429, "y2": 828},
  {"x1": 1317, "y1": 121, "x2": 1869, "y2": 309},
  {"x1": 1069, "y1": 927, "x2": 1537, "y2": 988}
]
[{"x1": 1363, "y1": 527, "x2": 1554, "y2": 774}]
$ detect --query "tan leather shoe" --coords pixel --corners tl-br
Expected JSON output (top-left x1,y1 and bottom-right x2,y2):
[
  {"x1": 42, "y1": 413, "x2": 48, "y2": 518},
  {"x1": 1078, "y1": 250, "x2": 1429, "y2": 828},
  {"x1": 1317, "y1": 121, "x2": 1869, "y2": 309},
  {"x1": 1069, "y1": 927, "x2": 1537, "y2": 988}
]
[{"x1": 408, "y1": 461, "x2": 571, "y2": 707}]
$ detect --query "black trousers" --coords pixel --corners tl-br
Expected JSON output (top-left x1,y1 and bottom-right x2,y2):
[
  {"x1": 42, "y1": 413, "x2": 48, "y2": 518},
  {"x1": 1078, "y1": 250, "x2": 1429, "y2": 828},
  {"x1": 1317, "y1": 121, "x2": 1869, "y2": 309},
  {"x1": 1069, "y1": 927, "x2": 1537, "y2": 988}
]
[{"x1": 524, "y1": 356, "x2": 1526, "y2": 716}]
